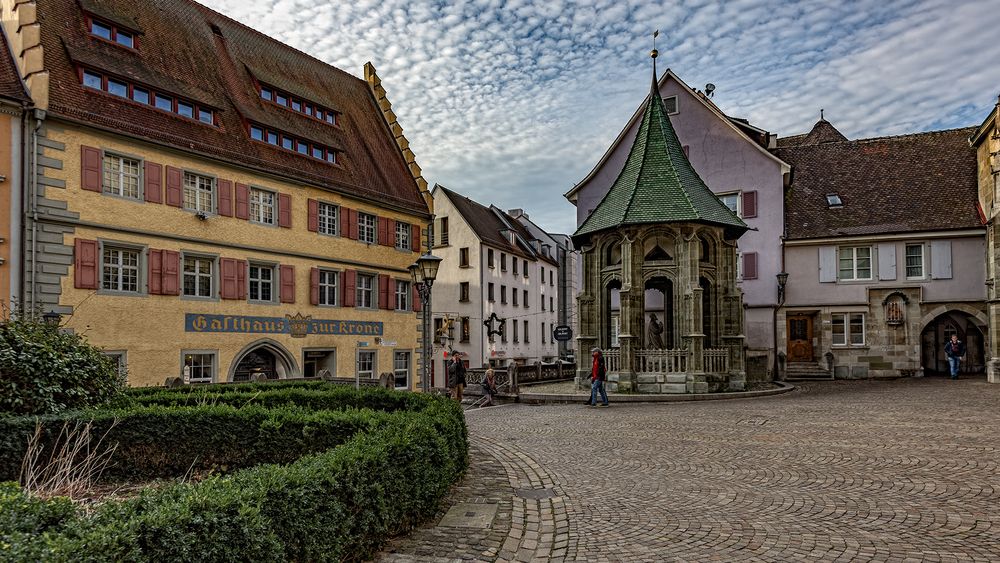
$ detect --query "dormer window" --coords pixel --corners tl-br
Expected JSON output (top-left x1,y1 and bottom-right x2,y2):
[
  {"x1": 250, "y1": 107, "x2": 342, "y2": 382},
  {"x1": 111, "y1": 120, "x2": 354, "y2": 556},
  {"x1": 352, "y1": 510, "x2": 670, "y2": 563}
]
[
  {"x1": 257, "y1": 80, "x2": 340, "y2": 126},
  {"x1": 88, "y1": 17, "x2": 135, "y2": 49},
  {"x1": 248, "y1": 122, "x2": 339, "y2": 164},
  {"x1": 79, "y1": 67, "x2": 217, "y2": 126},
  {"x1": 826, "y1": 194, "x2": 843, "y2": 207}
]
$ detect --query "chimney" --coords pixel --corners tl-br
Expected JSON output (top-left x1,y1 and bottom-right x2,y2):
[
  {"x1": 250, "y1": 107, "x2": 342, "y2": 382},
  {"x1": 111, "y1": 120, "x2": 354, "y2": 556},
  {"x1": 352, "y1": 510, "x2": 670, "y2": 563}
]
[{"x1": 508, "y1": 208, "x2": 526, "y2": 219}]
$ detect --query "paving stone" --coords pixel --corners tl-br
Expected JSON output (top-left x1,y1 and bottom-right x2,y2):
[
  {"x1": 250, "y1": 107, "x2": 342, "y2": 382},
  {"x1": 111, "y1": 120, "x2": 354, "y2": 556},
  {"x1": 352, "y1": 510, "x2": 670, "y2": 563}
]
[{"x1": 377, "y1": 378, "x2": 1000, "y2": 561}]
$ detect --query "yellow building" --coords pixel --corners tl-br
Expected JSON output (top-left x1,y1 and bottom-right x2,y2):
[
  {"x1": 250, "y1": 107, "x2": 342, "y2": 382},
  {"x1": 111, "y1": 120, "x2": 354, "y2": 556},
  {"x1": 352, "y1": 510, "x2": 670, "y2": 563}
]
[
  {"x1": 0, "y1": 31, "x2": 27, "y2": 312},
  {"x1": 971, "y1": 94, "x2": 1000, "y2": 383},
  {"x1": 1, "y1": 0, "x2": 433, "y2": 387}
]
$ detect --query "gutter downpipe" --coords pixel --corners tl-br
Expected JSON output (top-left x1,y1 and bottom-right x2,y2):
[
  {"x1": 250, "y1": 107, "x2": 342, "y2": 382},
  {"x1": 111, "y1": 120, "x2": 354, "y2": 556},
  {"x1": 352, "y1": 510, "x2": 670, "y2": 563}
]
[{"x1": 27, "y1": 110, "x2": 42, "y2": 313}]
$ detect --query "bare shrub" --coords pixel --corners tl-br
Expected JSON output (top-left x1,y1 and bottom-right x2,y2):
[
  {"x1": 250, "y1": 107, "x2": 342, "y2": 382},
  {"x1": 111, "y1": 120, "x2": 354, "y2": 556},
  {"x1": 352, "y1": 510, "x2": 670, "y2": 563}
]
[{"x1": 19, "y1": 419, "x2": 119, "y2": 501}]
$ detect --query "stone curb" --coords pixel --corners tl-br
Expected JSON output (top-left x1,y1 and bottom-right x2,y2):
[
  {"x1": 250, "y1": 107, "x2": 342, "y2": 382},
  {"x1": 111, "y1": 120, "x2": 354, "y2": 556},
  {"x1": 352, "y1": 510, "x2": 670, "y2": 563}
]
[{"x1": 515, "y1": 381, "x2": 795, "y2": 404}]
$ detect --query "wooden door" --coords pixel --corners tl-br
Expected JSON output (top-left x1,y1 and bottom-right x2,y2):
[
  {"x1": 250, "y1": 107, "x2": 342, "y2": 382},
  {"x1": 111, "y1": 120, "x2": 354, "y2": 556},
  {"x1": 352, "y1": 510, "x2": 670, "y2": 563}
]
[{"x1": 787, "y1": 315, "x2": 813, "y2": 362}]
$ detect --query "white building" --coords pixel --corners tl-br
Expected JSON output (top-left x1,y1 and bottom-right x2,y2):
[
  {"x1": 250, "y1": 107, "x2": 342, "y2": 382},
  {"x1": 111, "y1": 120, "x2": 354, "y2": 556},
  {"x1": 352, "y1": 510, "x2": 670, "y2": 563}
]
[{"x1": 430, "y1": 186, "x2": 560, "y2": 381}]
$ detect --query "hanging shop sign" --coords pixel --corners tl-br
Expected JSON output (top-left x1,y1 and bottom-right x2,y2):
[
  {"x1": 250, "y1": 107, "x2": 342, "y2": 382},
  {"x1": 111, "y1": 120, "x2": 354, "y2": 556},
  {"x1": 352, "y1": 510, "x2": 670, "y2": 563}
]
[{"x1": 552, "y1": 325, "x2": 573, "y2": 341}]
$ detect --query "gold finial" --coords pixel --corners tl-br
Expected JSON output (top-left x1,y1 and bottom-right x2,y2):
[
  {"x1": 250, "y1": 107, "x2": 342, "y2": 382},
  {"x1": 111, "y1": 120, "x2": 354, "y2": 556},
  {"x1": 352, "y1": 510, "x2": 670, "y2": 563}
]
[{"x1": 651, "y1": 29, "x2": 659, "y2": 59}]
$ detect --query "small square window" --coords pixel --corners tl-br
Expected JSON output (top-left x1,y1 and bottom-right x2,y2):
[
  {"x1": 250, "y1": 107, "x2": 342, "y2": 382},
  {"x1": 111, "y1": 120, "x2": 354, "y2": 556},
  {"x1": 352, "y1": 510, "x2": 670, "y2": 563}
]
[
  {"x1": 827, "y1": 194, "x2": 843, "y2": 207},
  {"x1": 261, "y1": 87, "x2": 273, "y2": 100},
  {"x1": 296, "y1": 141, "x2": 308, "y2": 155},
  {"x1": 291, "y1": 99, "x2": 302, "y2": 111},
  {"x1": 177, "y1": 101, "x2": 194, "y2": 118},
  {"x1": 326, "y1": 151, "x2": 337, "y2": 164},
  {"x1": 132, "y1": 87, "x2": 150, "y2": 104},
  {"x1": 83, "y1": 70, "x2": 103, "y2": 90},
  {"x1": 311, "y1": 146, "x2": 323, "y2": 159},
  {"x1": 267, "y1": 131, "x2": 278, "y2": 145},
  {"x1": 91, "y1": 20, "x2": 112, "y2": 40},
  {"x1": 304, "y1": 103, "x2": 312, "y2": 115},
  {"x1": 183, "y1": 352, "x2": 215, "y2": 384},
  {"x1": 276, "y1": 93, "x2": 288, "y2": 105},
  {"x1": 198, "y1": 108, "x2": 213, "y2": 124},
  {"x1": 155, "y1": 94, "x2": 172, "y2": 111},
  {"x1": 282, "y1": 136, "x2": 294, "y2": 150},
  {"x1": 250, "y1": 126, "x2": 264, "y2": 141},
  {"x1": 107, "y1": 79, "x2": 128, "y2": 98},
  {"x1": 115, "y1": 30, "x2": 134, "y2": 48},
  {"x1": 326, "y1": 113, "x2": 335, "y2": 124}
]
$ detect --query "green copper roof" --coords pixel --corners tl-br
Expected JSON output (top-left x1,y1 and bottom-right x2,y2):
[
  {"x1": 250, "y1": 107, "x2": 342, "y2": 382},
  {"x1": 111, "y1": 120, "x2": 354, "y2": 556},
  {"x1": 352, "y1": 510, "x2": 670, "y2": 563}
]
[{"x1": 573, "y1": 68, "x2": 747, "y2": 244}]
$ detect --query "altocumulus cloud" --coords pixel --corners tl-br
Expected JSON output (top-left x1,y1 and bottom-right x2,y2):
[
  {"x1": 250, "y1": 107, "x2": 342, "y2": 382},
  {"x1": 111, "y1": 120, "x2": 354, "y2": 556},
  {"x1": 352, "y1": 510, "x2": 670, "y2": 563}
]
[{"x1": 202, "y1": 0, "x2": 1000, "y2": 234}]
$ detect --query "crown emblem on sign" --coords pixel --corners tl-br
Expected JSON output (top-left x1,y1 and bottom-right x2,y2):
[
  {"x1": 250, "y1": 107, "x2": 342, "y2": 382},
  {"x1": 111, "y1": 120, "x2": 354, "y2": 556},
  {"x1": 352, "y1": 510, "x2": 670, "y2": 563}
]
[{"x1": 285, "y1": 313, "x2": 312, "y2": 338}]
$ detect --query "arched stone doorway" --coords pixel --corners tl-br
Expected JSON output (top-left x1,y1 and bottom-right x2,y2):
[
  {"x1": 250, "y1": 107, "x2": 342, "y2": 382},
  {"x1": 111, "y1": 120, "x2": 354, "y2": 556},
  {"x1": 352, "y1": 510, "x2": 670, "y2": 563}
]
[
  {"x1": 229, "y1": 340, "x2": 297, "y2": 382},
  {"x1": 644, "y1": 276, "x2": 673, "y2": 348},
  {"x1": 920, "y1": 311, "x2": 986, "y2": 376}
]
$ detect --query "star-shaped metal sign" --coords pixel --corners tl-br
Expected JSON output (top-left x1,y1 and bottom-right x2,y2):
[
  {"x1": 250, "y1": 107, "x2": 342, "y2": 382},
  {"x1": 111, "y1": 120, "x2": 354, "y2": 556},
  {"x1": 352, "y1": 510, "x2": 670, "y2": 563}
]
[{"x1": 483, "y1": 312, "x2": 506, "y2": 339}]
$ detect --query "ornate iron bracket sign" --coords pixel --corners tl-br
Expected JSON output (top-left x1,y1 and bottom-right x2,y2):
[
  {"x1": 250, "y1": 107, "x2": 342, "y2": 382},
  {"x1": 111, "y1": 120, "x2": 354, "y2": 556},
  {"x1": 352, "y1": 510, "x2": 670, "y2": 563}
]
[{"x1": 483, "y1": 312, "x2": 506, "y2": 339}]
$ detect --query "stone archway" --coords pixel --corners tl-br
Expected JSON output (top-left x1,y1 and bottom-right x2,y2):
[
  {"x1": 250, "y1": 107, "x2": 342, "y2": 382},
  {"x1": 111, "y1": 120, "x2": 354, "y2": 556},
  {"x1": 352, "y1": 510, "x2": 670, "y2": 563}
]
[
  {"x1": 229, "y1": 339, "x2": 298, "y2": 382},
  {"x1": 920, "y1": 311, "x2": 986, "y2": 376}
]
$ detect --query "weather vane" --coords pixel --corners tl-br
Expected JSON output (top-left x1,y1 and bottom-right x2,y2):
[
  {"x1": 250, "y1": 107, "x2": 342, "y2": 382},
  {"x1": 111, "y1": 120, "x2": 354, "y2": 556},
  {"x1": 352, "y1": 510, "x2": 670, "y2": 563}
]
[{"x1": 651, "y1": 29, "x2": 659, "y2": 59}]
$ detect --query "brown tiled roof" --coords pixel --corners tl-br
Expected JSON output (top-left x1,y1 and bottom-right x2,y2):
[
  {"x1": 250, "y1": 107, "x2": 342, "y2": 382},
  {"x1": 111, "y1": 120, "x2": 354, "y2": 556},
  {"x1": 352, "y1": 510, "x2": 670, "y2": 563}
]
[
  {"x1": 775, "y1": 127, "x2": 980, "y2": 240},
  {"x1": 0, "y1": 28, "x2": 29, "y2": 103},
  {"x1": 440, "y1": 186, "x2": 558, "y2": 266},
  {"x1": 37, "y1": 0, "x2": 428, "y2": 216},
  {"x1": 776, "y1": 119, "x2": 848, "y2": 148}
]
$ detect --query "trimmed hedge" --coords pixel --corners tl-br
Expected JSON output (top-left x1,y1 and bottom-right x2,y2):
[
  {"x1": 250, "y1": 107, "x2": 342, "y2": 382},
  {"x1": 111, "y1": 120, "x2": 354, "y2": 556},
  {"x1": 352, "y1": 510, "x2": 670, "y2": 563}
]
[
  {"x1": 1, "y1": 412, "x2": 464, "y2": 562},
  {"x1": 124, "y1": 378, "x2": 331, "y2": 397}
]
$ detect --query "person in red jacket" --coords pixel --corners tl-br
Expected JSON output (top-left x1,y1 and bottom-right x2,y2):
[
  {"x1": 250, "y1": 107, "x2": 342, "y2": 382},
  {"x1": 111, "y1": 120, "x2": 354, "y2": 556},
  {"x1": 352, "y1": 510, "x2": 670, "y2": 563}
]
[{"x1": 588, "y1": 347, "x2": 609, "y2": 407}]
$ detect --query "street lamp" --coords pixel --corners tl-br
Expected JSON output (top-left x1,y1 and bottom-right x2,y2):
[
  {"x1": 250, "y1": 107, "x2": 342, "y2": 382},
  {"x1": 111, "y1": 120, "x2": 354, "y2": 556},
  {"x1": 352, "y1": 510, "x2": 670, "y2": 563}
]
[
  {"x1": 776, "y1": 272, "x2": 789, "y2": 305},
  {"x1": 41, "y1": 310, "x2": 61, "y2": 328},
  {"x1": 410, "y1": 252, "x2": 442, "y2": 393}
]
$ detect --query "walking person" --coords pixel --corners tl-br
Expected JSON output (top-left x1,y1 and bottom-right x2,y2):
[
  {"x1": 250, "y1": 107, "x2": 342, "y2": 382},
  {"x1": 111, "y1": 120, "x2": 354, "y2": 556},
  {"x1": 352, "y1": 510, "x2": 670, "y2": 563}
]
[
  {"x1": 588, "y1": 347, "x2": 609, "y2": 407},
  {"x1": 944, "y1": 334, "x2": 966, "y2": 380},
  {"x1": 483, "y1": 367, "x2": 497, "y2": 406},
  {"x1": 448, "y1": 354, "x2": 467, "y2": 401}
]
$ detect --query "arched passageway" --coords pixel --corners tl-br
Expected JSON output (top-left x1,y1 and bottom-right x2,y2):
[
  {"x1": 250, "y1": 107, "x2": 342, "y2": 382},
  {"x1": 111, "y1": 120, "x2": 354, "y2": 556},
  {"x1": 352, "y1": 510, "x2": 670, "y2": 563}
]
[
  {"x1": 230, "y1": 341, "x2": 297, "y2": 382},
  {"x1": 920, "y1": 311, "x2": 986, "y2": 376}
]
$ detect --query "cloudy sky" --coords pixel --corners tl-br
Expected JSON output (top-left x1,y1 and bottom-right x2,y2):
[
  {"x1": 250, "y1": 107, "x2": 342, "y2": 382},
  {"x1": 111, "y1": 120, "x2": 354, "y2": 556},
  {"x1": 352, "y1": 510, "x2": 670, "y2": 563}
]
[{"x1": 204, "y1": 0, "x2": 1000, "y2": 235}]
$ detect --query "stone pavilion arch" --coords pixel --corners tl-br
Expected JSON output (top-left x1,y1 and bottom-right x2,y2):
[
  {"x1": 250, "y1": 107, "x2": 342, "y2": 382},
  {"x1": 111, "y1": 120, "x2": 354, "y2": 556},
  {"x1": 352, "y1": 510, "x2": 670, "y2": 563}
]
[
  {"x1": 572, "y1": 52, "x2": 748, "y2": 394},
  {"x1": 228, "y1": 339, "x2": 299, "y2": 382}
]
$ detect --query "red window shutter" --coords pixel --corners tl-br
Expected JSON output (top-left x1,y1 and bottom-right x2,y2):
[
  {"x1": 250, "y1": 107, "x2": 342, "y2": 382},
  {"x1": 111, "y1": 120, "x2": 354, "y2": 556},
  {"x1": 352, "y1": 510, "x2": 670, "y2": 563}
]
[
  {"x1": 235, "y1": 183, "x2": 249, "y2": 220},
  {"x1": 412, "y1": 284, "x2": 422, "y2": 312},
  {"x1": 219, "y1": 258, "x2": 234, "y2": 299},
  {"x1": 342, "y1": 270, "x2": 356, "y2": 307},
  {"x1": 81, "y1": 146, "x2": 102, "y2": 192},
  {"x1": 74, "y1": 238, "x2": 98, "y2": 289},
  {"x1": 377, "y1": 217, "x2": 388, "y2": 246},
  {"x1": 144, "y1": 161, "x2": 162, "y2": 203},
  {"x1": 310, "y1": 267, "x2": 320, "y2": 305},
  {"x1": 386, "y1": 219, "x2": 396, "y2": 247},
  {"x1": 307, "y1": 199, "x2": 319, "y2": 232},
  {"x1": 743, "y1": 252, "x2": 758, "y2": 280},
  {"x1": 165, "y1": 166, "x2": 183, "y2": 207},
  {"x1": 340, "y1": 206, "x2": 351, "y2": 238},
  {"x1": 162, "y1": 250, "x2": 180, "y2": 295},
  {"x1": 237, "y1": 260, "x2": 247, "y2": 299},
  {"x1": 148, "y1": 249, "x2": 163, "y2": 295},
  {"x1": 278, "y1": 193, "x2": 292, "y2": 228},
  {"x1": 279, "y1": 264, "x2": 295, "y2": 303},
  {"x1": 378, "y1": 274, "x2": 390, "y2": 309},
  {"x1": 742, "y1": 190, "x2": 758, "y2": 219},
  {"x1": 411, "y1": 224, "x2": 421, "y2": 252},
  {"x1": 349, "y1": 209, "x2": 359, "y2": 240},
  {"x1": 217, "y1": 179, "x2": 233, "y2": 217}
]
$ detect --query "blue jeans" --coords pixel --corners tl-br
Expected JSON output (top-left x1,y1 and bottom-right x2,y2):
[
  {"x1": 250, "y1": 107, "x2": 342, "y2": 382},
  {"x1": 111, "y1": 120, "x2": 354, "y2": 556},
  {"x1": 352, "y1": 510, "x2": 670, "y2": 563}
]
[
  {"x1": 589, "y1": 379, "x2": 608, "y2": 405},
  {"x1": 947, "y1": 356, "x2": 960, "y2": 378}
]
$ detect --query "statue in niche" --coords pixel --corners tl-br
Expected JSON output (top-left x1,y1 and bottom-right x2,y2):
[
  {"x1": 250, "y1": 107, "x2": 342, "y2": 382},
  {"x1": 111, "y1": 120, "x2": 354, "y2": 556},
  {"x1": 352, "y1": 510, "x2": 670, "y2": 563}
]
[{"x1": 647, "y1": 313, "x2": 664, "y2": 349}]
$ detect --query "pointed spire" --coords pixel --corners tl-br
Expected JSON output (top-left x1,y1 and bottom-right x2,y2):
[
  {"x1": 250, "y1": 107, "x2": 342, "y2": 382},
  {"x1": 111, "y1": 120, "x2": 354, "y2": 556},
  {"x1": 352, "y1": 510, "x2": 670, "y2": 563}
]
[{"x1": 650, "y1": 30, "x2": 660, "y2": 96}]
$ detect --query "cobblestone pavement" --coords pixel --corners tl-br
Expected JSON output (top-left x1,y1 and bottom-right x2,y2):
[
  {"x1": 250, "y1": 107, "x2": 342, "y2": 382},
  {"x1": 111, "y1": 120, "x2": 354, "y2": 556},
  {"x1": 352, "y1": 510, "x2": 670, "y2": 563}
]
[{"x1": 377, "y1": 378, "x2": 1000, "y2": 562}]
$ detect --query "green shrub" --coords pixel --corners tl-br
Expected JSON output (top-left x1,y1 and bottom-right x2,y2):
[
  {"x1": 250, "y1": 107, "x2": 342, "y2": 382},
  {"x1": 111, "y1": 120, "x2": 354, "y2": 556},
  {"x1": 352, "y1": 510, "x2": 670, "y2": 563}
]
[
  {"x1": 0, "y1": 404, "x2": 393, "y2": 481},
  {"x1": 0, "y1": 315, "x2": 126, "y2": 416},
  {"x1": 124, "y1": 378, "x2": 330, "y2": 397}
]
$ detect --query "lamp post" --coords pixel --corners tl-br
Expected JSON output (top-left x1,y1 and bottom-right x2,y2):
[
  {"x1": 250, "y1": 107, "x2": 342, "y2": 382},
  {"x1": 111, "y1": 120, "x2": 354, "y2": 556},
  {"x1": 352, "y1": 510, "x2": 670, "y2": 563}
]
[
  {"x1": 410, "y1": 252, "x2": 442, "y2": 393},
  {"x1": 776, "y1": 272, "x2": 789, "y2": 306},
  {"x1": 41, "y1": 310, "x2": 61, "y2": 328}
]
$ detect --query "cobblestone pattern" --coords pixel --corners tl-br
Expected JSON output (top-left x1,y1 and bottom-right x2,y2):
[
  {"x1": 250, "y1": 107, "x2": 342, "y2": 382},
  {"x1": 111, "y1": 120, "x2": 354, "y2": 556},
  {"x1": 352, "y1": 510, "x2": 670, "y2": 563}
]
[{"x1": 377, "y1": 378, "x2": 1000, "y2": 561}]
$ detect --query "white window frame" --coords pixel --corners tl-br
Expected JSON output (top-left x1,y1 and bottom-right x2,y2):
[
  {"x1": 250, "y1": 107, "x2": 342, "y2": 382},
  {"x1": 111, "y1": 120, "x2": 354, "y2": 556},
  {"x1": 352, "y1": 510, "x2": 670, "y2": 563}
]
[
  {"x1": 248, "y1": 263, "x2": 275, "y2": 303},
  {"x1": 395, "y1": 280, "x2": 410, "y2": 311},
  {"x1": 831, "y1": 313, "x2": 866, "y2": 346},
  {"x1": 318, "y1": 202, "x2": 339, "y2": 235},
  {"x1": 838, "y1": 246, "x2": 872, "y2": 281},
  {"x1": 358, "y1": 212, "x2": 377, "y2": 244},
  {"x1": 905, "y1": 243, "x2": 925, "y2": 279},
  {"x1": 182, "y1": 351, "x2": 216, "y2": 384},
  {"x1": 356, "y1": 273, "x2": 375, "y2": 308},
  {"x1": 319, "y1": 269, "x2": 338, "y2": 306},
  {"x1": 183, "y1": 171, "x2": 215, "y2": 213},
  {"x1": 182, "y1": 254, "x2": 214, "y2": 298},
  {"x1": 101, "y1": 245, "x2": 141, "y2": 293},
  {"x1": 718, "y1": 192, "x2": 740, "y2": 217},
  {"x1": 102, "y1": 153, "x2": 141, "y2": 199},
  {"x1": 249, "y1": 187, "x2": 276, "y2": 225},
  {"x1": 103, "y1": 350, "x2": 128, "y2": 382},
  {"x1": 663, "y1": 95, "x2": 679, "y2": 115},
  {"x1": 393, "y1": 350, "x2": 411, "y2": 389},
  {"x1": 357, "y1": 349, "x2": 376, "y2": 379},
  {"x1": 395, "y1": 221, "x2": 411, "y2": 250}
]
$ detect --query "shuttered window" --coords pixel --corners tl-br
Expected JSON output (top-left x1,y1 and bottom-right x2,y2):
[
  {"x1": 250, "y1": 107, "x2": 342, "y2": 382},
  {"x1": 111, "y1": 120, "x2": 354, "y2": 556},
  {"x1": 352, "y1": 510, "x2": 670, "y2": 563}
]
[
  {"x1": 905, "y1": 244, "x2": 924, "y2": 278},
  {"x1": 356, "y1": 273, "x2": 374, "y2": 308},
  {"x1": 248, "y1": 264, "x2": 274, "y2": 302},
  {"x1": 319, "y1": 270, "x2": 338, "y2": 306},
  {"x1": 102, "y1": 154, "x2": 140, "y2": 199},
  {"x1": 838, "y1": 246, "x2": 872, "y2": 280},
  {"x1": 102, "y1": 246, "x2": 140, "y2": 292},
  {"x1": 395, "y1": 280, "x2": 410, "y2": 311},
  {"x1": 249, "y1": 187, "x2": 275, "y2": 224},
  {"x1": 318, "y1": 202, "x2": 338, "y2": 235},
  {"x1": 395, "y1": 221, "x2": 411, "y2": 250},
  {"x1": 358, "y1": 213, "x2": 377, "y2": 244},
  {"x1": 183, "y1": 172, "x2": 214, "y2": 213},
  {"x1": 182, "y1": 256, "x2": 213, "y2": 298}
]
